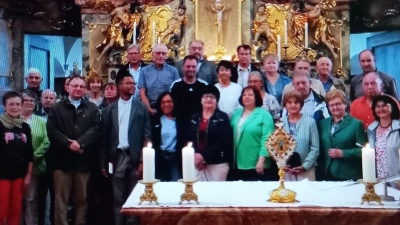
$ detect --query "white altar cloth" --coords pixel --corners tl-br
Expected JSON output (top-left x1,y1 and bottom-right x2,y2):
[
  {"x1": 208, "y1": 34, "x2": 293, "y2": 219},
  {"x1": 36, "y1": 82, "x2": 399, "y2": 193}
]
[{"x1": 123, "y1": 180, "x2": 400, "y2": 209}]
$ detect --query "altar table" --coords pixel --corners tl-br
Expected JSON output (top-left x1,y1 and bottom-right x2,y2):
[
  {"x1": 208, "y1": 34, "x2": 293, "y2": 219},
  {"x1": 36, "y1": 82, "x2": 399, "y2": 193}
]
[{"x1": 122, "y1": 181, "x2": 400, "y2": 225}]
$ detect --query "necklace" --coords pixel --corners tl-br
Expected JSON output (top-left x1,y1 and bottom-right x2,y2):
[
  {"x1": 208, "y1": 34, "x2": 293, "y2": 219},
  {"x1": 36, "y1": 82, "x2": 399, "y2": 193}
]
[{"x1": 379, "y1": 122, "x2": 392, "y2": 129}]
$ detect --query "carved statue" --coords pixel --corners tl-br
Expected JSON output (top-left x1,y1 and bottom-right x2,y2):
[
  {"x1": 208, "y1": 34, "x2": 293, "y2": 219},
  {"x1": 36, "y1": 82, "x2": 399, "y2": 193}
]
[
  {"x1": 210, "y1": 0, "x2": 226, "y2": 44},
  {"x1": 291, "y1": 0, "x2": 339, "y2": 59},
  {"x1": 253, "y1": 4, "x2": 277, "y2": 44},
  {"x1": 95, "y1": 3, "x2": 136, "y2": 61},
  {"x1": 159, "y1": 4, "x2": 188, "y2": 42}
]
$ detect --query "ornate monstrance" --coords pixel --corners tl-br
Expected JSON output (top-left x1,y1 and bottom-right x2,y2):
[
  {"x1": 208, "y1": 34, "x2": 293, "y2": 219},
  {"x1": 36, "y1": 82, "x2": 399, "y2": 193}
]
[{"x1": 265, "y1": 120, "x2": 297, "y2": 203}]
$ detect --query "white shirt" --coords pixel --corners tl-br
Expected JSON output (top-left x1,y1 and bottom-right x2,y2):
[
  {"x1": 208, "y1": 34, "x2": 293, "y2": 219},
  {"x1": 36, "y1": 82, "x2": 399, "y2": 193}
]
[
  {"x1": 129, "y1": 64, "x2": 142, "y2": 100},
  {"x1": 69, "y1": 97, "x2": 81, "y2": 109},
  {"x1": 237, "y1": 65, "x2": 251, "y2": 88},
  {"x1": 215, "y1": 83, "x2": 242, "y2": 116},
  {"x1": 117, "y1": 96, "x2": 133, "y2": 149}
]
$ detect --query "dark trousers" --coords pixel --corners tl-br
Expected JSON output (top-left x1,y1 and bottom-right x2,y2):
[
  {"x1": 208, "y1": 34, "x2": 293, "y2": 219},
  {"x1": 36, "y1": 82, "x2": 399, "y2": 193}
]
[
  {"x1": 86, "y1": 173, "x2": 114, "y2": 225},
  {"x1": 156, "y1": 151, "x2": 181, "y2": 182},
  {"x1": 112, "y1": 151, "x2": 139, "y2": 225}
]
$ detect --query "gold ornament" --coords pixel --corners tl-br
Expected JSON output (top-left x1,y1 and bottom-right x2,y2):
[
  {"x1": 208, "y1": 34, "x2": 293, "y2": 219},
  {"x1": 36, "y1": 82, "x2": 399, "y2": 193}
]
[
  {"x1": 138, "y1": 180, "x2": 160, "y2": 205},
  {"x1": 358, "y1": 180, "x2": 383, "y2": 206},
  {"x1": 178, "y1": 179, "x2": 199, "y2": 205},
  {"x1": 265, "y1": 119, "x2": 297, "y2": 203}
]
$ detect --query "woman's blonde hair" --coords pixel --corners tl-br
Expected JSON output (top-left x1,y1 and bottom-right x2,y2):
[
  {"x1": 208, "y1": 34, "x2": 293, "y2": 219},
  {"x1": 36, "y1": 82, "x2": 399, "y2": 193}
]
[{"x1": 325, "y1": 89, "x2": 348, "y2": 105}]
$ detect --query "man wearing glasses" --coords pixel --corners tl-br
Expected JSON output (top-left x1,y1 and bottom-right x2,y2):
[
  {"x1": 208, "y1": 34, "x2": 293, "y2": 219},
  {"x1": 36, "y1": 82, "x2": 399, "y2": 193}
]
[
  {"x1": 101, "y1": 72, "x2": 151, "y2": 225},
  {"x1": 116, "y1": 44, "x2": 147, "y2": 100},
  {"x1": 138, "y1": 44, "x2": 180, "y2": 115},
  {"x1": 175, "y1": 40, "x2": 218, "y2": 85},
  {"x1": 46, "y1": 75, "x2": 100, "y2": 225}
]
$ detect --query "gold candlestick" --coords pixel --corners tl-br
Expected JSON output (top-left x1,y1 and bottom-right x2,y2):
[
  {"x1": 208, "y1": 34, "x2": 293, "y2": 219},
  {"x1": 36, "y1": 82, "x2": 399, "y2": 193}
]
[
  {"x1": 358, "y1": 180, "x2": 383, "y2": 205},
  {"x1": 178, "y1": 179, "x2": 199, "y2": 205},
  {"x1": 138, "y1": 179, "x2": 160, "y2": 205}
]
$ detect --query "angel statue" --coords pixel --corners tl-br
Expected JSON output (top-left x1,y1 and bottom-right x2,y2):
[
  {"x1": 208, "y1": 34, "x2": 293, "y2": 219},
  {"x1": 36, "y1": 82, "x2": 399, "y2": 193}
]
[
  {"x1": 159, "y1": 4, "x2": 188, "y2": 42},
  {"x1": 291, "y1": 0, "x2": 339, "y2": 59},
  {"x1": 95, "y1": 3, "x2": 137, "y2": 61},
  {"x1": 252, "y1": 4, "x2": 277, "y2": 44}
]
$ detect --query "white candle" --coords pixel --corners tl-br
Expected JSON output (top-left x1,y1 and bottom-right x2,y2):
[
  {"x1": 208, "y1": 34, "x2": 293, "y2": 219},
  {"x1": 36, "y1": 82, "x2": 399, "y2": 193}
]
[
  {"x1": 143, "y1": 143, "x2": 155, "y2": 182},
  {"x1": 277, "y1": 35, "x2": 281, "y2": 62},
  {"x1": 284, "y1": 20, "x2": 288, "y2": 46},
  {"x1": 182, "y1": 142, "x2": 196, "y2": 182},
  {"x1": 158, "y1": 37, "x2": 161, "y2": 44},
  {"x1": 362, "y1": 144, "x2": 376, "y2": 183},
  {"x1": 133, "y1": 22, "x2": 137, "y2": 45},
  {"x1": 152, "y1": 21, "x2": 156, "y2": 46},
  {"x1": 304, "y1": 22, "x2": 308, "y2": 48}
]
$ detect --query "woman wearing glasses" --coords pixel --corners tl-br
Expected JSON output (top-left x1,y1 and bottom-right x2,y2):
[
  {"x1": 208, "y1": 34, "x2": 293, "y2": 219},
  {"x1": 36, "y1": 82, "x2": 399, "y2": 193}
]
[
  {"x1": 184, "y1": 86, "x2": 233, "y2": 181},
  {"x1": 318, "y1": 90, "x2": 367, "y2": 181}
]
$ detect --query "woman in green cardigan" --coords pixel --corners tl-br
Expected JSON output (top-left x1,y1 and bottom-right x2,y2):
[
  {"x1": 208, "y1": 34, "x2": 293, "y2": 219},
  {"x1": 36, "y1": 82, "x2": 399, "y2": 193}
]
[
  {"x1": 20, "y1": 91, "x2": 50, "y2": 225},
  {"x1": 230, "y1": 86, "x2": 277, "y2": 181},
  {"x1": 318, "y1": 90, "x2": 367, "y2": 181}
]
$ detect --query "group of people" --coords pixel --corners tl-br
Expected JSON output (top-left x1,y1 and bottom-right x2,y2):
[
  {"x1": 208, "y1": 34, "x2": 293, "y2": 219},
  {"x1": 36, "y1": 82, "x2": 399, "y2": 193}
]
[{"x1": 1, "y1": 40, "x2": 399, "y2": 225}]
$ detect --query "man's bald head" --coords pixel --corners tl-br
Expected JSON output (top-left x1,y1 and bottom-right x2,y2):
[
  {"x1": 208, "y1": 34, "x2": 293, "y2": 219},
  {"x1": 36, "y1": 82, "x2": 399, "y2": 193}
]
[
  {"x1": 362, "y1": 72, "x2": 382, "y2": 97},
  {"x1": 316, "y1": 57, "x2": 332, "y2": 78}
]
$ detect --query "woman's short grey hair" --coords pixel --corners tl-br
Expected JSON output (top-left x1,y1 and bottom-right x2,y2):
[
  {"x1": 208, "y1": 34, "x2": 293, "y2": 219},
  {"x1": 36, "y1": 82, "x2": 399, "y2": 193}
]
[
  {"x1": 248, "y1": 71, "x2": 264, "y2": 85},
  {"x1": 21, "y1": 91, "x2": 38, "y2": 102}
]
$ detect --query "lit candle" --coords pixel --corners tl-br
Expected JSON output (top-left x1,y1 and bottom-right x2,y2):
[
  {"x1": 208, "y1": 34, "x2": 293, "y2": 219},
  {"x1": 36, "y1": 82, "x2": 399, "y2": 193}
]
[
  {"x1": 277, "y1": 35, "x2": 281, "y2": 62},
  {"x1": 304, "y1": 22, "x2": 308, "y2": 48},
  {"x1": 284, "y1": 20, "x2": 288, "y2": 46},
  {"x1": 152, "y1": 21, "x2": 156, "y2": 46},
  {"x1": 158, "y1": 37, "x2": 161, "y2": 44},
  {"x1": 182, "y1": 142, "x2": 196, "y2": 182},
  {"x1": 133, "y1": 22, "x2": 137, "y2": 45},
  {"x1": 362, "y1": 144, "x2": 376, "y2": 183},
  {"x1": 143, "y1": 143, "x2": 155, "y2": 182}
]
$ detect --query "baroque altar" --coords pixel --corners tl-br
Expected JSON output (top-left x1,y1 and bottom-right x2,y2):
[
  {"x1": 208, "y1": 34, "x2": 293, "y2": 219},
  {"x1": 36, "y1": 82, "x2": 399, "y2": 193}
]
[{"x1": 75, "y1": 0, "x2": 351, "y2": 80}]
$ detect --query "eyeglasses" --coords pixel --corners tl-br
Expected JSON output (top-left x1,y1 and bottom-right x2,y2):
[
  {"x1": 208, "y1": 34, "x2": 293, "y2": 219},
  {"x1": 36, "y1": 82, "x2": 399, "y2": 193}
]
[
  {"x1": 202, "y1": 95, "x2": 216, "y2": 100},
  {"x1": 328, "y1": 102, "x2": 344, "y2": 108},
  {"x1": 69, "y1": 85, "x2": 86, "y2": 89},
  {"x1": 161, "y1": 100, "x2": 173, "y2": 105},
  {"x1": 153, "y1": 52, "x2": 167, "y2": 56},
  {"x1": 128, "y1": 52, "x2": 140, "y2": 55},
  {"x1": 121, "y1": 82, "x2": 136, "y2": 86}
]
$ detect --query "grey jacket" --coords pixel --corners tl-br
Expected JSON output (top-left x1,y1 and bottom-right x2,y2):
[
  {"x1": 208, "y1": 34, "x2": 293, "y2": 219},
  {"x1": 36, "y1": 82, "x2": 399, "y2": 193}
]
[
  {"x1": 100, "y1": 98, "x2": 151, "y2": 170},
  {"x1": 175, "y1": 58, "x2": 218, "y2": 85},
  {"x1": 367, "y1": 120, "x2": 400, "y2": 189}
]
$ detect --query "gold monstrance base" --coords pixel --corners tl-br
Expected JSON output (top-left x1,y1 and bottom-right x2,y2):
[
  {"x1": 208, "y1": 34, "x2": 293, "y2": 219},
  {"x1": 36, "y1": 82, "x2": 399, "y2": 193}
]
[
  {"x1": 358, "y1": 180, "x2": 383, "y2": 205},
  {"x1": 269, "y1": 169, "x2": 297, "y2": 203},
  {"x1": 138, "y1": 179, "x2": 160, "y2": 205},
  {"x1": 178, "y1": 179, "x2": 199, "y2": 205}
]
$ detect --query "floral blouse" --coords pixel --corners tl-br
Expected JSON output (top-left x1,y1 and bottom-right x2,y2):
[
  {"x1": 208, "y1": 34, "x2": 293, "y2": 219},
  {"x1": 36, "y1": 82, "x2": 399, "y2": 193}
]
[{"x1": 375, "y1": 129, "x2": 390, "y2": 178}]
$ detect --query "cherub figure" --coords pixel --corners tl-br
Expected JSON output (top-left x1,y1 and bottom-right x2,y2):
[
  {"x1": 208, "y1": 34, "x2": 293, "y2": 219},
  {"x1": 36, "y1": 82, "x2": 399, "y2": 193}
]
[
  {"x1": 159, "y1": 4, "x2": 188, "y2": 41},
  {"x1": 96, "y1": 4, "x2": 135, "y2": 61},
  {"x1": 292, "y1": 0, "x2": 339, "y2": 59},
  {"x1": 253, "y1": 4, "x2": 277, "y2": 44}
]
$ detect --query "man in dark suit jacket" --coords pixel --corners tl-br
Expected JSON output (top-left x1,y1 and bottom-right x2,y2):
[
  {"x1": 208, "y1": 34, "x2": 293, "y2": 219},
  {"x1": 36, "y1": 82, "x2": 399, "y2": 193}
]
[
  {"x1": 175, "y1": 40, "x2": 218, "y2": 85},
  {"x1": 231, "y1": 44, "x2": 262, "y2": 87},
  {"x1": 116, "y1": 44, "x2": 148, "y2": 100},
  {"x1": 100, "y1": 72, "x2": 151, "y2": 225}
]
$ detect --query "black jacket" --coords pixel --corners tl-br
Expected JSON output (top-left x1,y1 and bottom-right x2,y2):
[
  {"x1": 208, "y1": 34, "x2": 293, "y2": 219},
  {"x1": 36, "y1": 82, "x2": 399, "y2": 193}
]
[
  {"x1": 0, "y1": 121, "x2": 34, "y2": 179},
  {"x1": 184, "y1": 109, "x2": 233, "y2": 165},
  {"x1": 150, "y1": 115, "x2": 186, "y2": 170},
  {"x1": 231, "y1": 64, "x2": 262, "y2": 84},
  {"x1": 46, "y1": 98, "x2": 100, "y2": 172}
]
